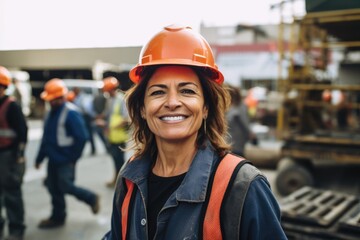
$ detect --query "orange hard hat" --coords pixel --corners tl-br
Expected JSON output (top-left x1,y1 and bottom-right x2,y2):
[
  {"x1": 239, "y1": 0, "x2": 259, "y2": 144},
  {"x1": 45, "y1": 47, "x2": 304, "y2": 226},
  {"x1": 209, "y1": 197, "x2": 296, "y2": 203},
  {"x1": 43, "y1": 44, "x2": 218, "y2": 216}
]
[
  {"x1": 102, "y1": 76, "x2": 119, "y2": 92},
  {"x1": 244, "y1": 95, "x2": 258, "y2": 108},
  {"x1": 0, "y1": 66, "x2": 12, "y2": 87},
  {"x1": 66, "y1": 90, "x2": 76, "y2": 102},
  {"x1": 129, "y1": 24, "x2": 224, "y2": 85},
  {"x1": 322, "y1": 89, "x2": 332, "y2": 102},
  {"x1": 41, "y1": 78, "x2": 68, "y2": 101}
]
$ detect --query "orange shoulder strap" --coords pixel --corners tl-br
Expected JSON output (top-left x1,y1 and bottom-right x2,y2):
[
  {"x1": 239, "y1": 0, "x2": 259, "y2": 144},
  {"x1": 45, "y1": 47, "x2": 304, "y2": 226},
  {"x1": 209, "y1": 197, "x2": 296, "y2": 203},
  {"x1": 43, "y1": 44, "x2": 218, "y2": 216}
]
[
  {"x1": 203, "y1": 154, "x2": 245, "y2": 240},
  {"x1": 121, "y1": 179, "x2": 134, "y2": 240}
]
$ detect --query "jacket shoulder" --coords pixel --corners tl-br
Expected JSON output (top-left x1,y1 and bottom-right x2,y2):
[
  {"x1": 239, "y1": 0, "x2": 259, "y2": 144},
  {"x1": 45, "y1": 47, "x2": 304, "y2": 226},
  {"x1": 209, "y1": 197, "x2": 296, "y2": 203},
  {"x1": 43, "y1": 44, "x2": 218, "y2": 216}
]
[
  {"x1": 65, "y1": 102, "x2": 81, "y2": 112},
  {"x1": 221, "y1": 162, "x2": 267, "y2": 240}
]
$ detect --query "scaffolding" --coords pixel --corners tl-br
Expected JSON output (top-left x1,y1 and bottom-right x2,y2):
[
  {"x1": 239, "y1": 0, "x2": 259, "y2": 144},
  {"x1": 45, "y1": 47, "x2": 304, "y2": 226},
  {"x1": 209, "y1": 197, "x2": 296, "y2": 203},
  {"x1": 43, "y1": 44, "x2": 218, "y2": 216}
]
[{"x1": 274, "y1": 3, "x2": 360, "y2": 196}]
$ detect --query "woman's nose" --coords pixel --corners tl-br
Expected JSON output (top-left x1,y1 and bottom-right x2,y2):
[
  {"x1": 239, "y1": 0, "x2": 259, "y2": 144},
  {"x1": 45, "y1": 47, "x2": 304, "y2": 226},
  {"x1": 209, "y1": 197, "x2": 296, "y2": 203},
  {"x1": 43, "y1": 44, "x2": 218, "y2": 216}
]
[{"x1": 165, "y1": 91, "x2": 181, "y2": 110}]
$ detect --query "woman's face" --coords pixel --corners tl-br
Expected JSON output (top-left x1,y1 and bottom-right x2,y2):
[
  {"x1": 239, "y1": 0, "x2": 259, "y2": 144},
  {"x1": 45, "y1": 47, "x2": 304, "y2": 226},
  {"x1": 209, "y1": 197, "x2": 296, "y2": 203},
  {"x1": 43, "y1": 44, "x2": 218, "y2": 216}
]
[{"x1": 143, "y1": 66, "x2": 208, "y2": 143}]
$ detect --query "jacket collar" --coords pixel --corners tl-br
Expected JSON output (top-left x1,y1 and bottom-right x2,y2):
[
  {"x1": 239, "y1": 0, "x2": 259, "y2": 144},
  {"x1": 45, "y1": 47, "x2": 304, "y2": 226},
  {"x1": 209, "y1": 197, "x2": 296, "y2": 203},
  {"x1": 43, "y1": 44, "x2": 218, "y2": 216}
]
[{"x1": 121, "y1": 141, "x2": 219, "y2": 202}]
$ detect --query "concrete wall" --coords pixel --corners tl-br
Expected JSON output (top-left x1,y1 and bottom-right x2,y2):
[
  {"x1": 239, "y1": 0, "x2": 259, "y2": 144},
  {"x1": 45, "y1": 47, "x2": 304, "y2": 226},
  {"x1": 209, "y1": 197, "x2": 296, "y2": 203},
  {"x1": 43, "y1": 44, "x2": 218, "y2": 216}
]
[{"x1": 0, "y1": 46, "x2": 142, "y2": 69}]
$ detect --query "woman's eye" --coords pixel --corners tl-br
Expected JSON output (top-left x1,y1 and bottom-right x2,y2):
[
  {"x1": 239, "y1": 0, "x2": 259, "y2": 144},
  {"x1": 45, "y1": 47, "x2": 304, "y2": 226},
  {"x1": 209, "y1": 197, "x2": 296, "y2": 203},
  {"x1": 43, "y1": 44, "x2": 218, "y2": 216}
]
[
  {"x1": 181, "y1": 89, "x2": 196, "y2": 94},
  {"x1": 150, "y1": 90, "x2": 164, "y2": 96}
]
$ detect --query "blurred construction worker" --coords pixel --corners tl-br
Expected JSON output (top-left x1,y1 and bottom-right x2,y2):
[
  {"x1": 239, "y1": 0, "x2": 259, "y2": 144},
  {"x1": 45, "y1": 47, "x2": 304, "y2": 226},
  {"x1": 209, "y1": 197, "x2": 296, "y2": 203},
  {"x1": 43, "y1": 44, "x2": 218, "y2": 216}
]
[
  {"x1": 334, "y1": 90, "x2": 349, "y2": 129},
  {"x1": 226, "y1": 84, "x2": 253, "y2": 157},
  {"x1": 0, "y1": 66, "x2": 28, "y2": 240},
  {"x1": 244, "y1": 90, "x2": 258, "y2": 119},
  {"x1": 92, "y1": 86, "x2": 109, "y2": 151},
  {"x1": 100, "y1": 76, "x2": 129, "y2": 188},
  {"x1": 34, "y1": 78, "x2": 100, "y2": 229},
  {"x1": 321, "y1": 89, "x2": 333, "y2": 128},
  {"x1": 66, "y1": 90, "x2": 76, "y2": 102},
  {"x1": 72, "y1": 87, "x2": 97, "y2": 155}
]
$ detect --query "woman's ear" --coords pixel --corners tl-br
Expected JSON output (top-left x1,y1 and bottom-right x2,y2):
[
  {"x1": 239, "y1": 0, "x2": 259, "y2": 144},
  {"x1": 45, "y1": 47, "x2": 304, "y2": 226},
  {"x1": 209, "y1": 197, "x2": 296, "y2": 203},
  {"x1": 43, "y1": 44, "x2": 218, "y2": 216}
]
[
  {"x1": 203, "y1": 106, "x2": 208, "y2": 119},
  {"x1": 141, "y1": 108, "x2": 146, "y2": 119}
]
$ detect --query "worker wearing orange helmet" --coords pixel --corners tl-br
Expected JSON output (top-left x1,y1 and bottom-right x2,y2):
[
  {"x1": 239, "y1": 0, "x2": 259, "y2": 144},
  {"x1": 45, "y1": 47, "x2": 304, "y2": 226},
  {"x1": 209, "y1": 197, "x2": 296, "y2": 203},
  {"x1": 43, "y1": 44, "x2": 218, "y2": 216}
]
[
  {"x1": 0, "y1": 66, "x2": 28, "y2": 240},
  {"x1": 99, "y1": 76, "x2": 129, "y2": 188},
  {"x1": 70, "y1": 86, "x2": 98, "y2": 155},
  {"x1": 66, "y1": 90, "x2": 76, "y2": 102},
  {"x1": 34, "y1": 78, "x2": 100, "y2": 229},
  {"x1": 103, "y1": 25, "x2": 286, "y2": 240},
  {"x1": 322, "y1": 89, "x2": 332, "y2": 103}
]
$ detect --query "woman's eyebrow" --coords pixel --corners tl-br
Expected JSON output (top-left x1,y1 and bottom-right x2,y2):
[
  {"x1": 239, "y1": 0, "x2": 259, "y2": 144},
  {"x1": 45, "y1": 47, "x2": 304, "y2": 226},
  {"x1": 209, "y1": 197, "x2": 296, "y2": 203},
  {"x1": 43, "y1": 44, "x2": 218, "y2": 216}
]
[
  {"x1": 147, "y1": 82, "x2": 199, "y2": 91},
  {"x1": 179, "y1": 82, "x2": 199, "y2": 88},
  {"x1": 147, "y1": 84, "x2": 167, "y2": 91}
]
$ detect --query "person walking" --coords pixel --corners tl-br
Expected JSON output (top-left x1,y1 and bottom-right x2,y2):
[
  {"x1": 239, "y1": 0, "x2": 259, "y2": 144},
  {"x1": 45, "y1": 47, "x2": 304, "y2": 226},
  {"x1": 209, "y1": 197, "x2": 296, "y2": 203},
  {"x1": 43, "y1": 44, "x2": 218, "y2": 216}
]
[
  {"x1": 72, "y1": 87, "x2": 97, "y2": 155},
  {"x1": 103, "y1": 25, "x2": 286, "y2": 239},
  {"x1": 34, "y1": 78, "x2": 100, "y2": 229},
  {"x1": 0, "y1": 66, "x2": 28, "y2": 240},
  {"x1": 100, "y1": 77, "x2": 129, "y2": 188},
  {"x1": 226, "y1": 84, "x2": 253, "y2": 157},
  {"x1": 92, "y1": 87, "x2": 110, "y2": 151}
]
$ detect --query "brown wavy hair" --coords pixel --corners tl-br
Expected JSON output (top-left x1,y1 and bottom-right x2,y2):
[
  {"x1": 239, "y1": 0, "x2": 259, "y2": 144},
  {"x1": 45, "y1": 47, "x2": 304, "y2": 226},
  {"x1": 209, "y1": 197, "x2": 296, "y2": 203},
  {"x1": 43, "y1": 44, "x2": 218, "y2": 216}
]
[{"x1": 125, "y1": 66, "x2": 231, "y2": 160}]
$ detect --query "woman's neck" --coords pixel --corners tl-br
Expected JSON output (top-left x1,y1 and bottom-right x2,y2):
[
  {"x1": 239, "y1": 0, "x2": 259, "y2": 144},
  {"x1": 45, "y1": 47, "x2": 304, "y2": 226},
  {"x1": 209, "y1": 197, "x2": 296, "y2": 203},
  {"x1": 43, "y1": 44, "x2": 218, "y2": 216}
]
[{"x1": 152, "y1": 139, "x2": 197, "y2": 177}]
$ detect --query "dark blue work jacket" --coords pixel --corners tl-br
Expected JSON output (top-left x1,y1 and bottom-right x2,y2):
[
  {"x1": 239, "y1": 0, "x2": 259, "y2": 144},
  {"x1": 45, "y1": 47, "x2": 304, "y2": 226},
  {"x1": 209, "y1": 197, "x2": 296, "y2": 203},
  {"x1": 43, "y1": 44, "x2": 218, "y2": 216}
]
[
  {"x1": 35, "y1": 102, "x2": 88, "y2": 165},
  {"x1": 104, "y1": 142, "x2": 287, "y2": 240}
]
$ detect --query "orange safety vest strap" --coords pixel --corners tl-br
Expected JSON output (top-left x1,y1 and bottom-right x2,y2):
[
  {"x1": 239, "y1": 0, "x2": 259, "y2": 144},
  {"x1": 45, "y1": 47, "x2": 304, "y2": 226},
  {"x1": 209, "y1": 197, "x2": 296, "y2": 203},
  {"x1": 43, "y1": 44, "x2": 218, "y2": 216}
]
[
  {"x1": 203, "y1": 154, "x2": 245, "y2": 240},
  {"x1": 121, "y1": 179, "x2": 135, "y2": 240}
]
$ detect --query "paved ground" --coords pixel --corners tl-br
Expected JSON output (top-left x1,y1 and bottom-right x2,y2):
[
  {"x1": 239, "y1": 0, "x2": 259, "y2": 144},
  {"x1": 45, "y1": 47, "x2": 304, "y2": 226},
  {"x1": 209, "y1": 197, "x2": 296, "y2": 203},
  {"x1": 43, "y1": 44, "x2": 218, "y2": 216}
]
[{"x1": 22, "y1": 153, "x2": 114, "y2": 240}]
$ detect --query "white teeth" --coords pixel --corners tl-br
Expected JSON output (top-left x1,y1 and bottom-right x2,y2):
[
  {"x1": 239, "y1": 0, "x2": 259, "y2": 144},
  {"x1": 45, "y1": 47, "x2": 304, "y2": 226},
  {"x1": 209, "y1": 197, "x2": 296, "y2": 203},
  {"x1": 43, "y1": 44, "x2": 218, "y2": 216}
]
[{"x1": 161, "y1": 116, "x2": 185, "y2": 121}]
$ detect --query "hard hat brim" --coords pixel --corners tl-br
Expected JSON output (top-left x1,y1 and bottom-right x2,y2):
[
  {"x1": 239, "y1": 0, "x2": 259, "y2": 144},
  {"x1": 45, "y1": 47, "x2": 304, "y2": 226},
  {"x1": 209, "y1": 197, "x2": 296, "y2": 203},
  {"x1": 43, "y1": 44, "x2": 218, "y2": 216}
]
[{"x1": 129, "y1": 61, "x2": 224, "y2": 85}]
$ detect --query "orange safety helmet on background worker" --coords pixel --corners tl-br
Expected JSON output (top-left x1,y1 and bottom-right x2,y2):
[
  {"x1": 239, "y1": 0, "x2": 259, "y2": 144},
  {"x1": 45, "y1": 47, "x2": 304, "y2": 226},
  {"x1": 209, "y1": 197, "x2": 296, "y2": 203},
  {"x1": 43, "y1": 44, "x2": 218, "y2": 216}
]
[
  {"x1": 66, "y1": 90, "x2": 76, "y2": 102},
  {"x1": 322, "y1": 89, "x2": 332, "y2": 103},
  {"x1": 0, "y1": 66, "x2": 12, "y2": 86},
  {"x1": 40, "y1": 78, "x2": 68, "y2": 101},
  {"x1": 103, "y1": 25, "x2": 286, "y2": 240},
  {"x1": 102, "y1": 77, "x2": 119, "y2": 92}
]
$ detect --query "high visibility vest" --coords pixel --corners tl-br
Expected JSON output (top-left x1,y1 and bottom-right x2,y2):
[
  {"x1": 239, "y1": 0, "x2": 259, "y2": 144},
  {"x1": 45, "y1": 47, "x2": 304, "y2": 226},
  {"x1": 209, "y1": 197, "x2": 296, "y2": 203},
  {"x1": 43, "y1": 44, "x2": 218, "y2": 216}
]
[
  {"x1": 57, "y1": 103, "x2": 74, "y2": 147},
  {"x1": 108, "y1": 98, "x2": 128, "y2": 144},
  {"x1": 121, "y1": 154, "x2": 249, "y2": 240},
  {"x1": 42, "y1": 103, "x2": 76, "y2": 147},
  {"x1": 0, "y1": 97, "x2": 17, "y2": 148}
]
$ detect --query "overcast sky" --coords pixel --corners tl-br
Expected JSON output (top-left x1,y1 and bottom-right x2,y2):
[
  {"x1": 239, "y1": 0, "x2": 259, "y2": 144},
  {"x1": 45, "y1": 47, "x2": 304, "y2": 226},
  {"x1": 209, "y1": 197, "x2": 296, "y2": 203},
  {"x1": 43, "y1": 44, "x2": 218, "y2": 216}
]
[{"x1": 0, "y1": 0, "x2": 305, "y2": 50}]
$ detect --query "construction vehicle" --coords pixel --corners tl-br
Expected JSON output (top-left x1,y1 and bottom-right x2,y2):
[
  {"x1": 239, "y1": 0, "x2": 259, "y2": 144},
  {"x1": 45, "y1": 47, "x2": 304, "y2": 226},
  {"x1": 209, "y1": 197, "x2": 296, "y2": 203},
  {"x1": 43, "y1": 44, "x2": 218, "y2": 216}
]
[{"x1": 274, "y1": 1, "x2": 360, "y2": 196}]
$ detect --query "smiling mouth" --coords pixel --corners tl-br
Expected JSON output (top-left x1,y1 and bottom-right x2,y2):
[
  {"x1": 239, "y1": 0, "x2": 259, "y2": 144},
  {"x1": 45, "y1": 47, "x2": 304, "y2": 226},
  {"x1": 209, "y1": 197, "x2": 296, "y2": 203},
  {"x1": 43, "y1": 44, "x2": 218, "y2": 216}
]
[{"x1": 160, "y1": 116, "x2": 186, "y2": 121}]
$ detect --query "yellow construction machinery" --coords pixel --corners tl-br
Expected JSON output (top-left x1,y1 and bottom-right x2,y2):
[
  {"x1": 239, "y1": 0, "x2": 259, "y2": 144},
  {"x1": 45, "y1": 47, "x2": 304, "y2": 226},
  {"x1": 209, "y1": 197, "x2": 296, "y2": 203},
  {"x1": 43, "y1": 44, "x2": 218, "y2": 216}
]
[{"x1": 274, "y1": 1, "x2": 360, "y2": 196}]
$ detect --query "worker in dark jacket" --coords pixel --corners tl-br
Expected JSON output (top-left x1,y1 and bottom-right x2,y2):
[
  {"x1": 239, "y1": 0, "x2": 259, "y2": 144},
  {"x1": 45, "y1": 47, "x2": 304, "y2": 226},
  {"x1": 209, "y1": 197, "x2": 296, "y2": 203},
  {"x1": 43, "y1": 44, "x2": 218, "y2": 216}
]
[
  {"x1": 35, "y1": 78, "x2": 100, "y2": 229},
  {"x1": 103, "y1": 25, "x2": 286, "y2": 240},
  {"x1": 0, "y1": 66, "x2": 28, "y2": 240}
]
